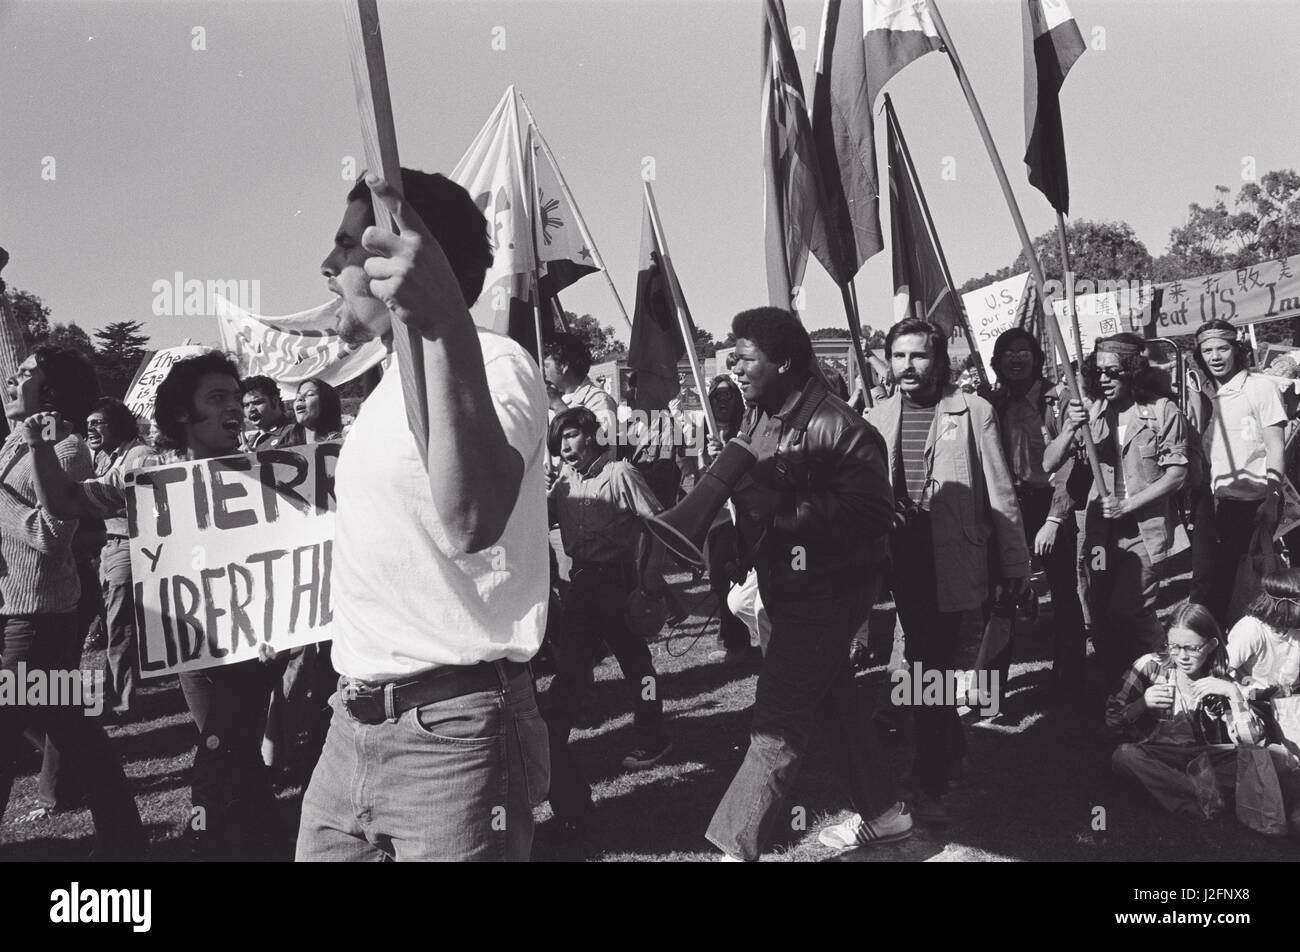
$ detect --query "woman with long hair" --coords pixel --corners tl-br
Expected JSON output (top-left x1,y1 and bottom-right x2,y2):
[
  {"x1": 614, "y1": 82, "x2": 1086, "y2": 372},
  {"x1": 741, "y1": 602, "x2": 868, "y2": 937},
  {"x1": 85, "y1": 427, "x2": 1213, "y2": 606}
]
[{"x1": 1106, "y1": 602, "x2": 1300, "y2": 831}]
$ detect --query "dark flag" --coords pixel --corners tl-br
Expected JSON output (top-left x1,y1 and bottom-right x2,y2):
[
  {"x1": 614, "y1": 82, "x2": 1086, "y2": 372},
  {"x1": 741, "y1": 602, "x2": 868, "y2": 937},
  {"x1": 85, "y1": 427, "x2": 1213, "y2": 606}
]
[
  {"x1": 886, "y1": 94, "x2": 965, "y2": 338},
  {"x1": 1023, "y1": 0, "x2": 1086, "y2": 214},
  {"x1": 810, "y1": 0, "x2": 884, "y2": 284},
  {"x1": 628, "y1": 195, "x2": 688, "y2": 413},
  {"x1": 762, "y1": 0, "x2": 822, "y2": 310}
]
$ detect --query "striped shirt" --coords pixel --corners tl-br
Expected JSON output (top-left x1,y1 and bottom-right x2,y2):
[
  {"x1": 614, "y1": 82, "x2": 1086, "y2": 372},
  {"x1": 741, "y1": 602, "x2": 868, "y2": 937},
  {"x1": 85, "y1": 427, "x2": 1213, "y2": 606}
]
[
  {"x1": 0, "y1": 431, "x2": 93, "y2": 615},
  {"x1": 897, "y1": 396, "x2": 937, "y2": 506}
]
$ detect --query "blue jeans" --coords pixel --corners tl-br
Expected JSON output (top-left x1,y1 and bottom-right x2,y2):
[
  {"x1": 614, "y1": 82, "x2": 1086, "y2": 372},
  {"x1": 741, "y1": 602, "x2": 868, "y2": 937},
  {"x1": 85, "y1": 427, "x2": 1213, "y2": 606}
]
[
  {"x1": 296, "y1": 662, "x2": 549, "y2": 861},
  {"x1": 706, "y1": 585, "x2": 896, "y2": 860}
]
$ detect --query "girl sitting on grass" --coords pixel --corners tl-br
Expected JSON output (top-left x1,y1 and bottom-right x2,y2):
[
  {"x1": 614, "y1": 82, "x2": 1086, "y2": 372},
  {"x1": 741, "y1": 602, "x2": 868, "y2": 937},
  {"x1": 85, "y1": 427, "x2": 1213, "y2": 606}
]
[
  {"x1": 1106, "y1": 602, "x2": 1267, "y2": 819},
  {"x1": 1226, "y1": 568, "x2": 1300, "y2": 700}
]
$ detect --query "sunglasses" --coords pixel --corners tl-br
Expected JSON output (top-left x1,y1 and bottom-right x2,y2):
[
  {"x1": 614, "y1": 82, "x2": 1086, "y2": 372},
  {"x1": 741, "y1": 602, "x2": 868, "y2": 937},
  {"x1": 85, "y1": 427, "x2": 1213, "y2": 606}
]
[{"x1": 1096, "y1": 366, "x2": 1128, "y2": 380}]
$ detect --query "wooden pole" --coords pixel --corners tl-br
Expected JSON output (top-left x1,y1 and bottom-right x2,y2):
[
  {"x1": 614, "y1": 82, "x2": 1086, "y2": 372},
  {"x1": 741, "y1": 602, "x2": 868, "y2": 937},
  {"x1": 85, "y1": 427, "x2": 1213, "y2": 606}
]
[
  {"x1": 1056, "y1": 211, "x2": 1085, "y2": 363},
  {"x1": 341, "y1": 0, "x2": 429, "y2": 464},
  {"x1": 840, "y1": 281, "x2": 874, "y2": 408},
  {"x1": 642, "y1": 181, "x2": 721, "y2": 445},
  {"x1": 927, "y1": 0, "x2": 1106, "y2": 493}
]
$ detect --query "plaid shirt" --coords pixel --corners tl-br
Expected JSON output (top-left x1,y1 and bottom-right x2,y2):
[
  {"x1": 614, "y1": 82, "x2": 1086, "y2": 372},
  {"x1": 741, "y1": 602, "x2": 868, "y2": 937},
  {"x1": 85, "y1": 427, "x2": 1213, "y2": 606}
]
[{"x1": 1105, "y1": 653, "x2": 1265, "y2": 745}]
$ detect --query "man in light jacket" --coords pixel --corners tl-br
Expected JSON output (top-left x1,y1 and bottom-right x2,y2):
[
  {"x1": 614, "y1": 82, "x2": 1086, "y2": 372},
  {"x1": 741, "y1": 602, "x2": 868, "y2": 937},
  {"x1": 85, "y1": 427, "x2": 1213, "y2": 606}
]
[{"x1": 867, "y1": 318, "x2": 1029, "y2": 823}]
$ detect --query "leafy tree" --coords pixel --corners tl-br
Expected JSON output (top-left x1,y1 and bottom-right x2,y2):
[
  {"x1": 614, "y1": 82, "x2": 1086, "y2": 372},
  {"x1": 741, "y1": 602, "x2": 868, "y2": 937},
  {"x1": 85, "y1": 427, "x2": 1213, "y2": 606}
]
[
  {"x1": 809, "y1": 325, "x2": 887, "y2": 348},
  {"x1": 3, "y1": 287, "x2": 51, "y2": 348},
  {"x1": 46, "y1": 322, "x2": 96, "y2": 360},
  {"x1": 958, "y1": 219, "x2": 1152, "y2": 294},
  {"x1": 561, "y1": 311, "x2": 626, "y2": 364},
  {"x1": 692, "y1": 325, "x2": 716, "y2": 359},
  {"x1": 93, "y1": 320, "x2": 150, "y2": 399}
]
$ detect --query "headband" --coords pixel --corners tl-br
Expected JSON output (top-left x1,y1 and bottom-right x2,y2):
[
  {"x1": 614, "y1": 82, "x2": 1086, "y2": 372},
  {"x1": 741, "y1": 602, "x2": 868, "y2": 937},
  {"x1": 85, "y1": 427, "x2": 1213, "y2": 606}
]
[
  {"x1": 1095, "y1": 339, "x2": 1143, "y2": 357},
  {"x1": 1195, "y1": 326, "x2": 1237, "y2": 343}
]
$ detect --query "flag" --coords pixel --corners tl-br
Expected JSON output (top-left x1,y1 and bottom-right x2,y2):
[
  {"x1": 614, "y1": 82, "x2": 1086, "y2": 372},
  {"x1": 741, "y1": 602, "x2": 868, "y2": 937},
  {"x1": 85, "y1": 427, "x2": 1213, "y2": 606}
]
[
  {"x1": 1023, "y1": 0, "x2": 1085, "y2": 214},
  {"x1": 453, "y1": 87, "x2": 616, "y2": 358},
  {"x1": 886, "y1": 95, "x2": 964, "y2": 338},
  {"x1": 762, "y1": 0, "x2": 823, "y2": 311},
  {"x1": 864, "y1": 0, "x2": 945, "y2": 108},
  {"x1": 214, "y1": 296, "x2": 386, "y2": 393},
  {"x1": 810, "y1": 0, "x2": 884, "y2": 284},
  {"x1": 522, "y1": 112, "x2": 603, "y2": 301},
  {"x1": 450, "y1": 87, "x2": 536, "y2": 347},
  {"x1": 628, "y1": 194, "x2": 689, "y2": 412}
]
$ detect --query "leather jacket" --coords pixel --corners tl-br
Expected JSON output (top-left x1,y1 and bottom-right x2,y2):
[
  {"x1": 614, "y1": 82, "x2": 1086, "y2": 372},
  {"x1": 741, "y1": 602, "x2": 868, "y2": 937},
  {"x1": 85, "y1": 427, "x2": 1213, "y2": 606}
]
[{"x1": 731, "y1": 377, "x2": 894, "y2": 602}]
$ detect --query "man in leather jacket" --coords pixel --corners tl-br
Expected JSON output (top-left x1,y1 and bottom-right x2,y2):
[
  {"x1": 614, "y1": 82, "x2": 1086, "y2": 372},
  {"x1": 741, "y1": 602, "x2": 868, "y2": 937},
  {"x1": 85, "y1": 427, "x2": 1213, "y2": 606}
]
[{"x1": 706, "y1": 307, "x2": 910, "y2": 860}]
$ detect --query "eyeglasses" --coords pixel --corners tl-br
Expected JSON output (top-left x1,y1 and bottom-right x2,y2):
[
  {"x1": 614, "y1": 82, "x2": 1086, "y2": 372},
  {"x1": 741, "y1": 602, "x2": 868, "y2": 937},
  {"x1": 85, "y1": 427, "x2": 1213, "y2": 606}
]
[
  {"x1": 1097, "y1": 367, "x2": 1128, "y2": 380},
  {"x1": 1164, "y1": 642, "x2": 1208, "y2": 656},
  {"x1": 86, "y1": 419, "x2": 109, "y2": 429}
]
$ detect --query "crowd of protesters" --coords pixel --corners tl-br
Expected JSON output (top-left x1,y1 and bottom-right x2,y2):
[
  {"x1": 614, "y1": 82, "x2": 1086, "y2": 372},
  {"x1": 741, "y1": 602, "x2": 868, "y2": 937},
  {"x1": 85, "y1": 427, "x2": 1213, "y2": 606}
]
[{"x1": 2, "y1": 170, "x2": 1299, "y2": 862}]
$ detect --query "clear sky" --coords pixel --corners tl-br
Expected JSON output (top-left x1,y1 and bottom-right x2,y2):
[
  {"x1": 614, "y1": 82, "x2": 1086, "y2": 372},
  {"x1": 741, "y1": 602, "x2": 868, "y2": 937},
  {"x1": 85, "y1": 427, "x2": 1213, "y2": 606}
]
[{"x1": 2, "y1": 0, "x2": 1297, "y2": 351}]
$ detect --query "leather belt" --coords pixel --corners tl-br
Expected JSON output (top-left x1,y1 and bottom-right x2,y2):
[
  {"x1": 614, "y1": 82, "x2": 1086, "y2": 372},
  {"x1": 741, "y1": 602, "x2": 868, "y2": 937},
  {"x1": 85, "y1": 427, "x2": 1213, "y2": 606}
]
[{"x1": 340, "y1": 659, "x2": 530, "y2": 725}]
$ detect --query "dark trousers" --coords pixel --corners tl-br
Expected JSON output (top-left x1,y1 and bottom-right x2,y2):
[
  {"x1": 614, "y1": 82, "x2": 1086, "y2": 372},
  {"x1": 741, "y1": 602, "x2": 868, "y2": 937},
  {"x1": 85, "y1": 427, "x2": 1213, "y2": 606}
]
[
  {"x1": 545, "y1": 561, "x2": 663, "y2": 823},
  {"x1": 100, "y1": 538, "x2": 137, "y2": 716},
  {"x1": 0, "y1": 613, "x2": 143, "y2": 855},
  {"x1": 706, "y1": 583, "x2": 895, "y2": 860},
  {"x1": 707, "y1": 520, "x2": 749, "y2": 652},
  {"x1": 892, "y1": 513, "x2": 967, "y2": 798},
  {"x1": 32, "y1": 613, "x2": 85, "y2": 811},
  {"x1": 1017, "y1": 486, "x2": 1087, "y2": 692},
  {"x1": 1083, "y1": 515, "x2": 1165, "y2": 681},
  {"x1": 30, "y1": 555, "x2": 104, "y2": 810},
  {"x1": 1190, "y1": 495, "x2": 1263, "y2": 628},
  {"x1": 634, "y1": 458, "x2": 680, "y2": 511},
  {"x1": 178, "y1": 660, "x2": 278, "y2": 858}
]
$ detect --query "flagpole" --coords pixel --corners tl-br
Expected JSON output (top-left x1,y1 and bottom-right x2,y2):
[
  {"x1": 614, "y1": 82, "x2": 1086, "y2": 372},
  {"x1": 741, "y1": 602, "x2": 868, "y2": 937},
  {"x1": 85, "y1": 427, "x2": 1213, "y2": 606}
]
[
  {"x1": 521, "y1": 103, "x2": 548, "y2": 366},
  {"x1": 884, "y1": 94, "x2": 987, "y2": 391},
  {"x1": 342, "y1": 0, "x2": 430, "y2": 463},
  {"x1": 642, "y1": 181, "x2": 721, "y2": 445},
  {"x1": 1056, "y1": 211, "x2": 1085, "y2": 364},
  {"x1": 842, "y1": 281, "x2": 874, "y2": 408},
  {"x1": 926, "y1": 0, "x2": 1105, "y2": 492},
  {"x1": 518, "y1": 95, "x2": 633, "y2": 333}
]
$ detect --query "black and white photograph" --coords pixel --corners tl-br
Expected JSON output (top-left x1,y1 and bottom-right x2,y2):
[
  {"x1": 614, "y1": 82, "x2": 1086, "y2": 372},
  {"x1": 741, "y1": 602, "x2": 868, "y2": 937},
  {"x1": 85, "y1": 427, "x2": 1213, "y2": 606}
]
[{"x1": 0, "y1": 0, "x2": 1295, "y2": 916}]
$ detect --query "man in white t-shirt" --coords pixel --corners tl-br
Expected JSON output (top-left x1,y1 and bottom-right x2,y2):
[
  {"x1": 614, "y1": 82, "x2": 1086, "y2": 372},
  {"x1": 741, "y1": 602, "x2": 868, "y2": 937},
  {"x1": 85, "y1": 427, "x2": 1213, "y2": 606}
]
[{"x1": 296, "y1": 169, "x2": 550, "y2": 862}]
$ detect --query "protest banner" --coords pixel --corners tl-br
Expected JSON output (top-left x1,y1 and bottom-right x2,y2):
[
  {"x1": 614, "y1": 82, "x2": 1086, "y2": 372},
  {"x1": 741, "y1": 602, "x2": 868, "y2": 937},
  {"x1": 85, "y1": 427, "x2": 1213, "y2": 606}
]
[
  {"x1": 1049, "y1": 283, "x2": 1158, "y2": 361},
  {"x1": 960, "y1": 272, "x2": 1031, "y2": 369},
  {"x1": 127, "y1": 442, "x2": 340, "y2": 676},
  {"x1": 1151, "y1": 255, "x2": 1300, "y2": 337},
  {"x1": 215, "y1": 296, "x2": 385, "y2": 395},
  {"x1": 123, "y1": 345, "x2": 209, "y2": 423}
]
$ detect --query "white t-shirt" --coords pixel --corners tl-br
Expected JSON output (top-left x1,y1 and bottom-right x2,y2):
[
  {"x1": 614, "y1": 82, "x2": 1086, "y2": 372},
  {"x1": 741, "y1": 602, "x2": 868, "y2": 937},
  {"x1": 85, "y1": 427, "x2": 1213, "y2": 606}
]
[
  {"x1": 1226, "y1": 614, "x2": 1300, "y2": 697},
  {"x1": 331, "y1": 329, "x2": 550, "y2": 681}
]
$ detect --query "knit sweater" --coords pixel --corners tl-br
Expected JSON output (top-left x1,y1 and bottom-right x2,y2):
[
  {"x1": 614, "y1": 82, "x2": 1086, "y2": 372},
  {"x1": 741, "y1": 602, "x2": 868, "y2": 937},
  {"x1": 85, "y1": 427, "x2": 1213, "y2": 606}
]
[{"x1": 0, "y1": 431, "x2": 92, "y2": 615}]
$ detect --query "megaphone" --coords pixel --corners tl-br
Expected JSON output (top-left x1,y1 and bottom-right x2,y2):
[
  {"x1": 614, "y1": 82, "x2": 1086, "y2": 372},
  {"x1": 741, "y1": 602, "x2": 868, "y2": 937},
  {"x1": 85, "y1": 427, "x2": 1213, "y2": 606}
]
[{"x1": 643, "y1": 438, "x2": 757, "y2": 569}]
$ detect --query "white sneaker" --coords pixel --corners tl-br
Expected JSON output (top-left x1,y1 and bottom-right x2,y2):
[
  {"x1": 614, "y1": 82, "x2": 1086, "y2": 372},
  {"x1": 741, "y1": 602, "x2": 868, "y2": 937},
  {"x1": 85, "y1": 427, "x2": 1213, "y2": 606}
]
[{"x1": 817, "y1": 802, "x2": 913, "y2": 851}]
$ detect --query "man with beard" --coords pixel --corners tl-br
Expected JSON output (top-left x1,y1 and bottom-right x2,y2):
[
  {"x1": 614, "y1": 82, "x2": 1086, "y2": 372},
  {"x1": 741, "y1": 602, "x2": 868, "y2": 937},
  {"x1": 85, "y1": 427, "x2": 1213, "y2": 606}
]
[
  {"x1": 26, "y1": 351, "x2": 280, "y2": 859},
  {"x1": 298, "y1": 169, "x2": 549, "y2": 862},
  {"x1": 988, "y1": 329, "x2": 1087, "y2": 697},
  {"x1": 706, "y1": 307, "x2": 906, "y2": 860},
  {"x1": 866, "y1": 318, "x2": 1029, "y2": 823}
]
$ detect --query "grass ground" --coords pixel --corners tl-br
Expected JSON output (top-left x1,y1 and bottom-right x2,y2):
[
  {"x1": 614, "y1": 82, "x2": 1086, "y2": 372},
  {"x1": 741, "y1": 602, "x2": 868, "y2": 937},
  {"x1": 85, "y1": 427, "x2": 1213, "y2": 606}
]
[{"x1": 2, "y1": 528, "x2": 1297, "y2": 862}]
